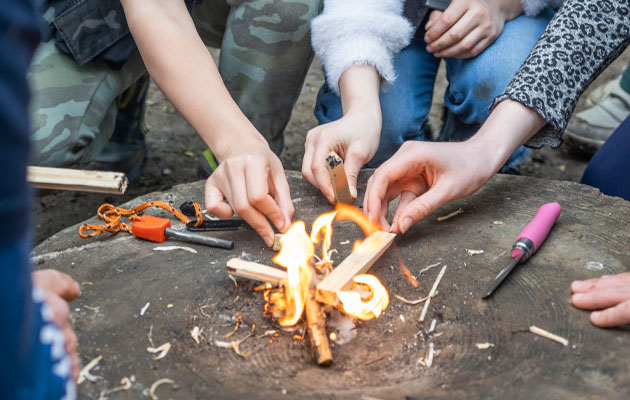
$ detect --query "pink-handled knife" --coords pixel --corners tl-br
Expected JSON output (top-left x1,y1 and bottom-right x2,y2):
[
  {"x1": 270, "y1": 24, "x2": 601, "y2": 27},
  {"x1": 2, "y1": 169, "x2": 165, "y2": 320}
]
[{"x1": 483, "y1": 202, "x2": 562, "y2": 298}]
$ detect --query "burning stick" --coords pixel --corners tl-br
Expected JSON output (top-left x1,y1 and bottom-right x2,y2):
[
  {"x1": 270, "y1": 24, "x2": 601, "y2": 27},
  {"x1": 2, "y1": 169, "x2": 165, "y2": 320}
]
[
  {"x1": 419, "y1": 265, "x2": 447, "y2": 322},
  {"x1": 226, "y1": 258, "x2": 287, "y2": 286},
  {"x1": 325, "y1": 151, "x2": 353, "y2": 204},
  {"x1": 316, "y1": 231, "x2": 396, "y2": 306},
  {"x1": 529, "y1": 325, "x2": 569, "y2": 346},
  {"x1": 305, "y1": 291, "x2": 333, "y2": 367}
]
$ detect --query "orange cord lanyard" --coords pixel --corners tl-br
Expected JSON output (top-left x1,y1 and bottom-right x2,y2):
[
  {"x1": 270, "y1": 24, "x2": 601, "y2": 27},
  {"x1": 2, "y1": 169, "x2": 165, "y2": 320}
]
[{"x1": 78, "y1": 200, "x2": 203, "y2": 238}]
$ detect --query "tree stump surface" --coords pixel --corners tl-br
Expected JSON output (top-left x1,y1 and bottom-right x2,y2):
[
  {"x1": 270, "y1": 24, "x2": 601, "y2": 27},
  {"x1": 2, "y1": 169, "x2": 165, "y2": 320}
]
[{"x1": 34, "y1": 172, "x2": 630, "y2": 399}]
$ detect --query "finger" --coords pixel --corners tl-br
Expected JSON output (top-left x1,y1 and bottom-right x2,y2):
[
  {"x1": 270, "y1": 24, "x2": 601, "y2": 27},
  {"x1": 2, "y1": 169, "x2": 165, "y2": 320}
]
[
  {"x1": 427, "y1": 10, "x2": 477, "y2": 53},
  {"x1": 572, "y1": 272, "x2": 630, "y2": 293},
  {"x1": 424, "y1": 1, "x2": 467, "y2": 44},
  {"x1": 391, "y1": 191, "x2": 418, "y2": 234},
  {"x1": 571, "y1": 286, "x2": 630, "y2": 311},
  {"x1": 226, "y1": 163, "x2": 275, "y2": 246},
  {"x1": 451, "y1": 35, "x2": 492, "y2": 59},
  {"x1": 63, "y1": 326, "x2": 78, "y2": 359},
  {"x1": 425, "y1": 10, "x2": 442, "y2": 31},
  {"x1": 365, "y1": 163, "x2": 405, "y2": 223},
  {"x1": 311, "y1": 137, "x2": 336, "y2": 204},
  {"x1": 301, "y1": 129, "x2": 318, "y2": 187},
  {"x1": 71, "y1": 353, "x2": 81, "y2": 382},
  {"x1": 270, "y1": 161, "x2": 295, "y2": 231},
  {"x1": 204, "y1": 179, "x2": 234, "y2": 219},
  {"x1": 32, "y1": 270, "x2": 81, "y2": 301},
  {"x1": 590, "y1": 300, "x2": 630, "y2": 328},
  {"x1": 43, "y1": 292, "x2": 70, "y2": 330},
  {"x1": 343, "y1": 146, "x2": 368, "y2": 199},
  {"x1": 397, "y1": 187, "x2": 446, "y2": 233},
  {"x1": 245, "y1": 165, "x2": 286, "y2": 232},
  {"x1": 434, "y1": 27, "x2": 485, "y2": 58}
]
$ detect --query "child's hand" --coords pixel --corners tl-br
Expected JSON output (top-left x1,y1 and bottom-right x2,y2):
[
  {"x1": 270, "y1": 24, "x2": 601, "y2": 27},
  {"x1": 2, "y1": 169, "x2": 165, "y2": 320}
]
[
  {"x1": 32, "y1": 270, "x2": 81, "y2": 381},
  {"x1": 363, "y1": 140, "x2": 495, "y2": 232},
  {"x1": 204, "y1": 139, "x2": 294, "y2": 247},
  {"x1": 424, "y1": 0, "x2": 522, "y2": 59},
  {"x1": 302, "y1": 111, "x2": 381, "y2": 203},
  {"x1": 571, "y1": 273, "x2": 630, "y2": 327}
]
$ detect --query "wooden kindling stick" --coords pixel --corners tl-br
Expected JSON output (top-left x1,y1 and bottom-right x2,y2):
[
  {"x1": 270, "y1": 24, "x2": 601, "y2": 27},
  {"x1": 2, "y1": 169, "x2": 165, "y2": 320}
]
[
  {"x1": 325, "y1": 151, "x2": 353, "y2": 204},
  {"x1": 316, "y1": 231, "x2": 396, "y2": 306},
  {"x1": 27, "y1": 166, "x2": 128, "y2": 194},
  {"x1": 305, "y1": 290, "x2": 333, "y2": 367},
  {"x1": 226, "y1": 258, "x2": 287, "y2": 286}
]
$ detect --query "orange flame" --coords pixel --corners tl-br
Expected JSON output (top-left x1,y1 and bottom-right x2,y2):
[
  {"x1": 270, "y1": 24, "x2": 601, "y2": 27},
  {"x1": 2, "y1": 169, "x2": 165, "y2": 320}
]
[
  {"x1": 272, "y1": 221, "x2": 313, "y2": 326},
  {"x1": 310, "y1": 210, "x2": 337, "y2": 268},
  {"x1": 337, "y1": 274, "x2": 389, "y2": 320},
  {"x1": 334, "y1": 204, "x2": 381, "y2": 236}
]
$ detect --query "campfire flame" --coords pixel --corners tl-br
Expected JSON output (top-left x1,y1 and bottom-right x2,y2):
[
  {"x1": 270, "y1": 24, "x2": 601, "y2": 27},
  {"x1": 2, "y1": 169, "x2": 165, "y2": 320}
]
[
  {"x1": 337, "y1": 274, "x2": 389, "y2": 320},
  {"x1": 272, "y1": 221, "x2": 313, "y2": 326},
  {"x1": 269, "y1": 205, "x2": 389, "y2": 326}
]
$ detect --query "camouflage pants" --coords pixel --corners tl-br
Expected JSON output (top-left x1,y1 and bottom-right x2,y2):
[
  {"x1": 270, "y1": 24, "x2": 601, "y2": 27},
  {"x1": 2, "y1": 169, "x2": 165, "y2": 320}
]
[{"x1": 29, "y1": 0, "x2": 321, "y2": 167}]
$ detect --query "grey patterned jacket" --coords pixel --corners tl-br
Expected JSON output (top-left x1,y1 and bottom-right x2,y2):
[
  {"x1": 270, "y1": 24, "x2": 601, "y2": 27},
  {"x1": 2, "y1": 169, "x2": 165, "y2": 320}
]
[{"x1": 495, "y1": 0, "x2": 630, "y2": 148}]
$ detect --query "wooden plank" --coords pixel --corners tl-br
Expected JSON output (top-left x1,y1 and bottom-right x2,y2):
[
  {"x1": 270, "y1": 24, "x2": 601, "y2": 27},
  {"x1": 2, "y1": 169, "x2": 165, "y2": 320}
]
[
  {"x1": 27, "y1": 166, "x2": 128, "y2": 194},
  {"x1": 325, "y1": 151, "x2": 353, "y2": 204},
  {"x1": 316, "y1": 231, "x2": 396, "y2": 306},
  {"x1": 226, "y1": 258, "x2": 287, "y2": 286}
]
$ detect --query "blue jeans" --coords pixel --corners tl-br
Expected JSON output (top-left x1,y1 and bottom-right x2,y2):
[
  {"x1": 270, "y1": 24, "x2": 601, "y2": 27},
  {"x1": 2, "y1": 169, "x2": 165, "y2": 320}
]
[
  {"x1": 315, "y1": 9, "x2": 555, "y2": 171},
  {"x1": 581, "y1": 115, "x2": 630, "y2": 201}
]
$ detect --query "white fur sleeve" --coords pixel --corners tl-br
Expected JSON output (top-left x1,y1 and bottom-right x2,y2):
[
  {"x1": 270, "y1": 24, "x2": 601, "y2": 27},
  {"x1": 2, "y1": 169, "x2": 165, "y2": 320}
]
[
  {"x1": 311, "y1": 0, "x2": 413, "y2": 95},
  {"x1": 521, "y1": 0, "x2": 565, "y2": 16}
]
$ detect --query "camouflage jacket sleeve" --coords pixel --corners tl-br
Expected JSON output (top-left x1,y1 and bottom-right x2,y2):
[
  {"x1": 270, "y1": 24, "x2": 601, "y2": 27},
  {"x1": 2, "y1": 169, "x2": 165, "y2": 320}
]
[
  {"x1": 42, "y1": 0, "x2": 200, "y2": 68},
  {"x1": 310, "y1": 0, "x2": 413, "y2": 95}
]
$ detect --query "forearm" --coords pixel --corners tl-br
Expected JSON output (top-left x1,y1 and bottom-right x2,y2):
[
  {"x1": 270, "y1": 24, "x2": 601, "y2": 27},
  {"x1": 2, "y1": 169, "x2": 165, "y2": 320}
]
[
  {"x1": 469, "y1": 100, "x2": 545, "y2": 175},
  {"x1": 121, "y1": 0, "x2": 265, "y2": 160},
  {"x1": 338, "y1": 65, "x2": 381, "y2": 123},
  {"x1": 499, "y1": 0, "x2": 524, "y2": 21}
]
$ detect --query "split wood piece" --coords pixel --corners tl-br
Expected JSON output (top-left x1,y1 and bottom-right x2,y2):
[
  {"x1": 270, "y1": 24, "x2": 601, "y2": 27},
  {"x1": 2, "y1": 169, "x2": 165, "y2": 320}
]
[
  {"x1": 27, "y1": 166, "x2": 128, "y2": 194},
  {"x1": 529, "y1": 325, "x2": 569, "y2": 346},
  {"x1": 226, "y1": 258, "x2": 287, "y2": 286},
  {"x1": 305, "y1": 290, "x2": 333, "y2": 367},
  {"x1": 316, "y1": 231, "x2": 396, "y2": 306},
  {"x1": 272, "y1": 233, "x2": 283, "y2": 251},
  {"x1": 325, "y1": 151, "x2": 353, "y2": 204}
]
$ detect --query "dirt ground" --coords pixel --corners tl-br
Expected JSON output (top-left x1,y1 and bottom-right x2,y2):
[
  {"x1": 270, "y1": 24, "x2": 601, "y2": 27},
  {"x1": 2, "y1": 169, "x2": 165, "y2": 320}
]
[{"x1": 32, "y1": 49, "x2": 630, "y2": 244}]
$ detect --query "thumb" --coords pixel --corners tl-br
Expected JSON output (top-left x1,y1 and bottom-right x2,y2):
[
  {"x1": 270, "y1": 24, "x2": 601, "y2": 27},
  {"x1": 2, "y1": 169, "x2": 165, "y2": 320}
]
[
  {"x1": 397, "y1": 188, "x2": 445, "y2": 233},
  {"x1": 343, "y1": 150, "x2": 368, "y2": 199}
]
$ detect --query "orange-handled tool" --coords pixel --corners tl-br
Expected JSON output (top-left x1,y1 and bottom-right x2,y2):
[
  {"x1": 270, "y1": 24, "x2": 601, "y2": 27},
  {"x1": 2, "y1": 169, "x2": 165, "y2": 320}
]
[{"x1": 132, "y1": 215, "x2": 233, "y2": 249}]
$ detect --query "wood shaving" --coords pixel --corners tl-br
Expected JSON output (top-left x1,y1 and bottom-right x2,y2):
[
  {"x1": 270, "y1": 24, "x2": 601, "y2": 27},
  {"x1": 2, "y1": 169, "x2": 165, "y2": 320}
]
[
  {"x1": 225, "y1": 320, "x2": 240, "y2": 338},
  {"x1": 340, "y1": 240, "x2": 350, "y2": 245},
  {"x1": 190, "y1": 326, "x2": 203, "y2": 344},
  {"x1": 529, "y1": 325, "x2": 569, "y2": 346},
  {"x1": 493, "y1": 221, "x2": 503, "y2": 225},
  {"x1": 147, "y1": 342, "x2": 171, "y2": 360},
  {"x1": 215, "y1": 332, "x2": 253, "y2": 358},
  {"x1": 399, "y1": 314, "x2": 406, "y2": 323},
  {"x1": 228, "y1": 274, "x2": 238, "y2": 289},
  {"x1": 153, "y1": 246, "x2": 197, "y2": 254},
  {"x1": 261, "y1": 330, "x2": 278, "y2": 337},
  {"x1": 466, "y1": 249, "x2": 484, "y2": 256},
  {"x1": 436, "y1": 208, "x2": 463, "y2": 221},
  {"x1": 121, "y1": 377, "x2": 132, "y2": 390},
  {"x1": 147, "y1": 324, "x2": 154, "y2": 347},
  {"x1": 476, "y1": 342, "x2": 495, "y2": 349},
  {"x1": 394, "y1": 292, "x2": 438, "y2": 305},
  {"x1": 78, "y1": 355, "x2": 102, "y2": 384},
  {"x1": 231, "y1": 340, "x2": 252, "y2": 358},
  {"x1": 84, "y1": 305, "x2": 100, "y2": 312},
  {"x1": 363, "y1": 354, "x2": 386, "y2": 365},
  {"x1": 233, "y1": 295, "x2": 240, "y2": 302},
  {"x1": 428, "y1": 318, "x2": 437, "y2": 333},
  {"x1": 149, "y1": 378, "x2": 178, "y2": 400},
  {"x1": 140, "y1": 302, "x2": 150, "y2": 316},
  {"x1": 167, "y1": 304, "x2": 174, "y2": 309},
  {"x1": 81, "y1": 282, "x2": 94, "y2": 286},
  {"x1": 417, "y1": 261, "x2": 441, "y2": 276},
  {"x1": 419, "y1": 265, "x2": 447, "y2": 322},
  {"x1": 200, "y1": 305, "x2": 212, "y2": 318},
  {"x1": 425, "y1": 343, "x2": 435, "y2": 367}
]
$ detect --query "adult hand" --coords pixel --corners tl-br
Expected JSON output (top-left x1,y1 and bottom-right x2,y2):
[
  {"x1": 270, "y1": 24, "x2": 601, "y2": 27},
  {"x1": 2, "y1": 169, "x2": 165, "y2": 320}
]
[
  {"x1": 32, "y1": 269, "x2": 81, "y2": 381},
  {"x1": 363, "y1": 140, "x2": 496, "y2": 232},
  {"x1": 571, "y1": 272, "x2": 630, "y2": 327},
  {"x1": 424, "y1": 0, "x2": 522, "y2": 59},
  {"x1": 302, "y1": 112, "x2": 381, "y2": 203},
  {"x1": 205, "y1": 138, "x2": 294, "y2": 247}
]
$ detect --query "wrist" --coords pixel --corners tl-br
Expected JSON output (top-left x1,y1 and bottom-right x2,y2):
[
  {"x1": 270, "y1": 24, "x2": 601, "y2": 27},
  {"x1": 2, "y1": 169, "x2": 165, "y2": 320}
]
[{"x1": 200, "y1": 121, "x2": 268, "y2": 162}]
